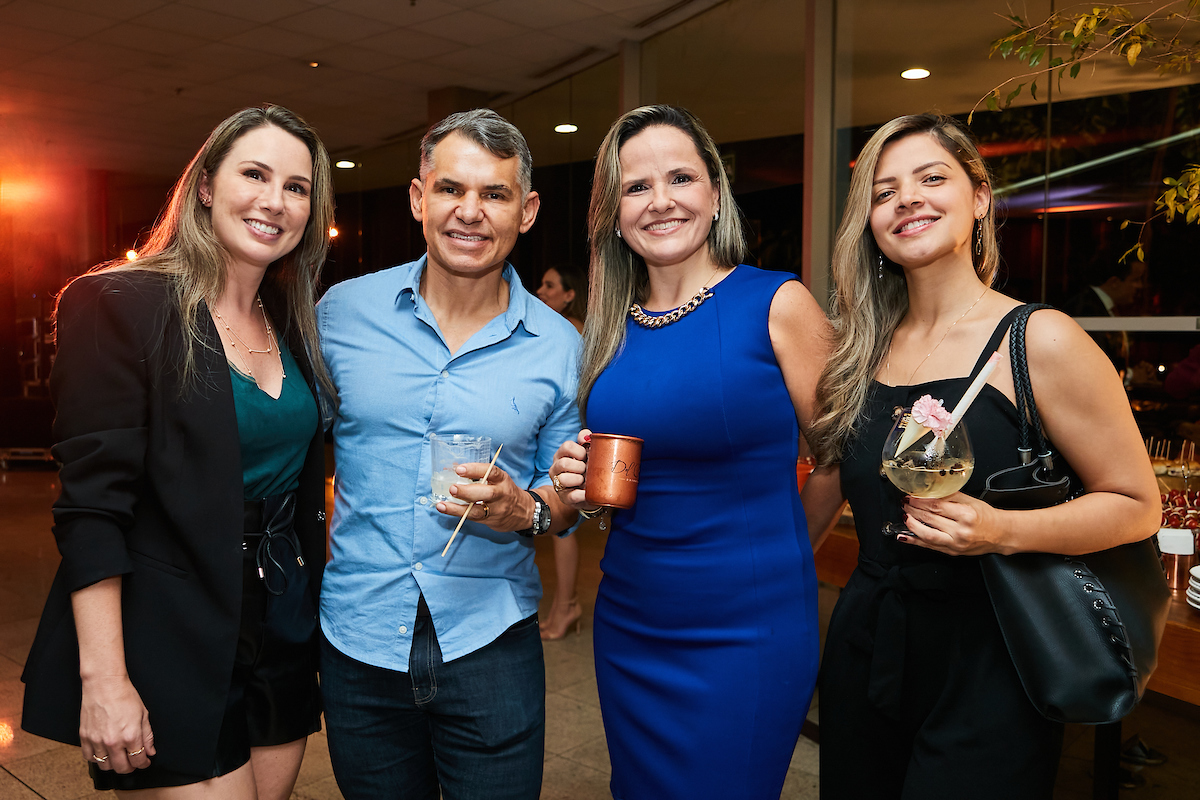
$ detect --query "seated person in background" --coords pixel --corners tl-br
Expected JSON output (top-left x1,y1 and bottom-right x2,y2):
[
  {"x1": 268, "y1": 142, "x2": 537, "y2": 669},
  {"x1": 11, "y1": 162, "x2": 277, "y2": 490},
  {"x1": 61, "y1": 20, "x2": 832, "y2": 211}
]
[{"x1": 1063, "y1": 257, "x2": 1147, "y2": 379}]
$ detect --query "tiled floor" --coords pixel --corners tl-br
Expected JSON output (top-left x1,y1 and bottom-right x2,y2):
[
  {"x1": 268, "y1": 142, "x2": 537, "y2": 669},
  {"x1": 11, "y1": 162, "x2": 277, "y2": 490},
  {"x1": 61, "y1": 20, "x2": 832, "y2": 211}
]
[{"x1": 1, "y1": 463, "x2": 1197, "y2": 799}]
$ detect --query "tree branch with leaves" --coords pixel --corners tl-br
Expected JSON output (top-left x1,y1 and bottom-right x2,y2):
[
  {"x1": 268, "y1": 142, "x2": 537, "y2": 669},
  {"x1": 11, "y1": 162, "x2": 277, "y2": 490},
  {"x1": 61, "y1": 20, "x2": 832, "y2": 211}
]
[{"x1": 973, "y1": 1, "x2": 1200, "y2": 261}]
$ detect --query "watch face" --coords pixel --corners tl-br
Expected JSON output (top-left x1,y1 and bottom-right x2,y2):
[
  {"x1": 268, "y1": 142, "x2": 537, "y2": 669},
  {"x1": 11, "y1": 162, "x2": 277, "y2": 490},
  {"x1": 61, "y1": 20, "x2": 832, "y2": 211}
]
[{"x1": 534, "y1": 493, "x2": 550, "y2": 534}]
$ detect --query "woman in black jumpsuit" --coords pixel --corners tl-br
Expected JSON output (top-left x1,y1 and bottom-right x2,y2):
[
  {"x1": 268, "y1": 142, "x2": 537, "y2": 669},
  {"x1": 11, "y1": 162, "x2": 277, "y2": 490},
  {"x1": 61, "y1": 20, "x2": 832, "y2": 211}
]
[{"x1": 804, "y1": 114, "x2": 1160, "y2": 799}]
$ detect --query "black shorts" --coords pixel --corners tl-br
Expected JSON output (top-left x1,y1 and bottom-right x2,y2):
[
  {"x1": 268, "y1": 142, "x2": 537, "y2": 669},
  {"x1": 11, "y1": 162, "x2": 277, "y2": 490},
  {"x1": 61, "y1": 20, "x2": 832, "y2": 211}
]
[{"x1": 92, "y1": 502, "x2": 320, "y2": 790}]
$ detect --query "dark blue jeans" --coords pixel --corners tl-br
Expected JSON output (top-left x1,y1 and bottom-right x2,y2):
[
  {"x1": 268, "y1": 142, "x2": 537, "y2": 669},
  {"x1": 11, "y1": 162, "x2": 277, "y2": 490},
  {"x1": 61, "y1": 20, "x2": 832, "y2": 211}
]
[{"x1": 320, "y1": 604, "x2": 545, "y2": 800}]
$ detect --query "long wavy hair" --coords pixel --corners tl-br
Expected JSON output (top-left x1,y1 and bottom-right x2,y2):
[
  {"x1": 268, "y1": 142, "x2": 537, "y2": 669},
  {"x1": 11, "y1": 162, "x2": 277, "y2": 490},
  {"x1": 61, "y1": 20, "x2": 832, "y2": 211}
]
[
  {"x1": 810, "y1": 113, "x2": 999, "y2": 464},
  {"x1": 577, "y1": 104, "x2": 746, "y2": 420},
  {"x1": 87, "y1": 105, "x2": 335, "y2": 400}
]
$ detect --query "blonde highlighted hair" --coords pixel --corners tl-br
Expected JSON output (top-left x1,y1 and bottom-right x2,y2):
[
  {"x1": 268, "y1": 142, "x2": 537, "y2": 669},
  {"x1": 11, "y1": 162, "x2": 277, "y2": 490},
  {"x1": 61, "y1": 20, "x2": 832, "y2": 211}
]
[
  {"x1": 578, "y1": 105, "x2": 746, "y2": 420},
  {"x1": 810, "y1": 113, "x2": 999, "y2": 464},
  {"x1": 78, "y1": 105, "x2": 335, "y2": 401}
]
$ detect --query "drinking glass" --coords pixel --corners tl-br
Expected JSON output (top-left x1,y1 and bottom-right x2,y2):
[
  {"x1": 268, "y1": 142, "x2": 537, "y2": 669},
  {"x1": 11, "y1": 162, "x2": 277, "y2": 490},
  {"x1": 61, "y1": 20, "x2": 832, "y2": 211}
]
[
  {"x1": 880, "y1": 406, "x2": 974, "y2": 536},
  {"x1": 430, "y1": 434, "x2": 492, "y2": 505}
]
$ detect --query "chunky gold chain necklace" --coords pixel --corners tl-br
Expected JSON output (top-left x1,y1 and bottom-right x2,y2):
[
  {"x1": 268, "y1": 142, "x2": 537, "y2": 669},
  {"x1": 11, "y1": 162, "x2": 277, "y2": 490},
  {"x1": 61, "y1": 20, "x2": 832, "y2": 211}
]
[{"x1": 629, "y1": 267, "x2": 723, "y2": 329}]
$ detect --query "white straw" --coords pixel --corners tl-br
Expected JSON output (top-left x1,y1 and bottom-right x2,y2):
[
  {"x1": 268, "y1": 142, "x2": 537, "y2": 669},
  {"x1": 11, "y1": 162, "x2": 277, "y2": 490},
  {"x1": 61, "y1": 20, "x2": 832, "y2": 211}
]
[
  {"x1": 920, "y1": 351, "x2": 1000, "y2": 460},
  {"x1": 946, "y1": 351, "x2": 1000, "y2": 434}
]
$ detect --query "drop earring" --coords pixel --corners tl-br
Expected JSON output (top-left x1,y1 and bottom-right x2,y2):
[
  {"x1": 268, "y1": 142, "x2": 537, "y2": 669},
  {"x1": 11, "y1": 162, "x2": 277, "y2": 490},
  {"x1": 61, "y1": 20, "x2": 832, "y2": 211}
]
[
  {"x1": 975, "y1": 220, "x2": 982, "y2": 255},
  {"x1": 877, "y1": 253, "x2": 884, "y2": 280},
  {"x1": 615, "y1": 227, "x2": 622, "y2": 239},
  {"x1": 713, "y1": 210, "x2": 719, "y2": 222}
]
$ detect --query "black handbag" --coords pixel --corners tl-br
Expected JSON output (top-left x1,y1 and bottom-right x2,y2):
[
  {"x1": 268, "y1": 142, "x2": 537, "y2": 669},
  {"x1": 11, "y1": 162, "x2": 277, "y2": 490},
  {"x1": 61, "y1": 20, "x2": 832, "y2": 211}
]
[{"x1": 978, "y1": 303, "x2": 1171, "y2": 725}]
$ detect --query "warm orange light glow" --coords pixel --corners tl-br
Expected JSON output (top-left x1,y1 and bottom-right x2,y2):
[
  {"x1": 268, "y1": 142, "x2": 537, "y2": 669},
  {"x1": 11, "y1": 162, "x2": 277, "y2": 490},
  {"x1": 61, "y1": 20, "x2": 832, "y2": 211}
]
[
  {"x1": 0, "y1": 180, "x2": 48, "y2": 205},
  {"x1": 328, "y1": 227, "x2": 339, "y2": 238},
  {"x1": 126, "y1": 250, "x2": 138, "y2": 261},
  {"x1": 1033, "y1": 202, "x2": 1133, "y2": 214},
  {"x1": 0, "y1": 722, "x2": 13, "y2": 746}
]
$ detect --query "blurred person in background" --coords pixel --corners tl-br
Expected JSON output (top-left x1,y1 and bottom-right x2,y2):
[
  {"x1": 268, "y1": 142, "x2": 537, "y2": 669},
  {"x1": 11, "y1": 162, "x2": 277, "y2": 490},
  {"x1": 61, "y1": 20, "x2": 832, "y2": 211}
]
[{"x1": 536, "y1": 264, "x2": 587, "y2": 640}]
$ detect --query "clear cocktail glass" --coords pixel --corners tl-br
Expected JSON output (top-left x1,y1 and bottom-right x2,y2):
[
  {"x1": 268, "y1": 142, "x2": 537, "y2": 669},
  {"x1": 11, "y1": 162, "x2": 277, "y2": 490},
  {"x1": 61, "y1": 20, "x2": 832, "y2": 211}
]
[{"x1": 880, "y1": 407, "x2": 974, "y2": 537}]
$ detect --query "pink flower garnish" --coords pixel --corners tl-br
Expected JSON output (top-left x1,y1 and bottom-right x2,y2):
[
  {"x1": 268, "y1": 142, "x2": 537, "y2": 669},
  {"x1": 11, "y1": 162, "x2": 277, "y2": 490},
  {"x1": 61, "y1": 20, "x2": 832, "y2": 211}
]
[{"x1": 911, "y1": 394, "x2": 953, "y2": 437}]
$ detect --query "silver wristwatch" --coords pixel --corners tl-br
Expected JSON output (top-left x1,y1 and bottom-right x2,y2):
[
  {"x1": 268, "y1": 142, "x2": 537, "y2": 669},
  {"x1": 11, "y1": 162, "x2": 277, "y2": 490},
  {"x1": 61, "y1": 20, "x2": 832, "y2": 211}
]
[{"x1": 516, "y1": 490, "x2": 551, "y2": 537}]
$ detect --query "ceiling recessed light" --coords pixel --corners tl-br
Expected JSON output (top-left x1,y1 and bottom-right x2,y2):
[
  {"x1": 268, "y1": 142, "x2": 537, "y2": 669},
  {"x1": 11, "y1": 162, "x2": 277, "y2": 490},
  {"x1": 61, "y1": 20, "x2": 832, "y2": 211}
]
[
  {"x1": 335, "y1": 160, "x2": 356, "y2": 169},
  {"x1": 308, "y1": 61, "x2": 320, "y2": 68},
  {"x1": 901, "y1": 68, "x2": 930, "y2": 80},
  {"x1": 554, "y1": 123, "x2": 578, "y2": 134}
]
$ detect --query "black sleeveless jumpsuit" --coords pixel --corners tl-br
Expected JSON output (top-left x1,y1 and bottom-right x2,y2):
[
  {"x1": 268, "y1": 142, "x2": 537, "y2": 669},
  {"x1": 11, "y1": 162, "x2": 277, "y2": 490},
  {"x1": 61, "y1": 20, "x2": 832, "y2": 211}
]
[{"x1": 819, "y1": 310, "x2": 1064, "y2": 799}]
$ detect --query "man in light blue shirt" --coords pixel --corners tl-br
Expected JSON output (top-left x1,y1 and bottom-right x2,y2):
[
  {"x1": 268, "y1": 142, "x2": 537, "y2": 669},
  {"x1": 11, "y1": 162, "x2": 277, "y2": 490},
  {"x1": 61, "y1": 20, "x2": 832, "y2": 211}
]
[{"x1": 317, "y1": 109, "x2": 581, "y2": 800}]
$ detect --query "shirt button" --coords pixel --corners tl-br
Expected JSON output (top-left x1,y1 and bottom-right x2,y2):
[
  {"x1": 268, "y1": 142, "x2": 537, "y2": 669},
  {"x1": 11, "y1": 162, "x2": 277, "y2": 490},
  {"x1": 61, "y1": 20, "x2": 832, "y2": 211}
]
[
  {"x1": 415, "y1": 562, "x2": 423, "y2": 571},
  {"x1": 418, "y1": 496, "x2": 428, "y2": 505},
  {"x1": 440, "y1": 370, "x2": 449, "y2": 377},
  {"x1": 399, "y1": 625, "x2": 408, "y2": 634}
]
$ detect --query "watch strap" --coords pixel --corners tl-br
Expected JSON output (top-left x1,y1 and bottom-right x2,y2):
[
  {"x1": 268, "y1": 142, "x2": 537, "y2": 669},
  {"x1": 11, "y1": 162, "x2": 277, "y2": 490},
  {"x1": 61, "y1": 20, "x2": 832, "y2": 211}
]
[{"x1": 515, "y1": 489, "x2": 550, "y2": 537}]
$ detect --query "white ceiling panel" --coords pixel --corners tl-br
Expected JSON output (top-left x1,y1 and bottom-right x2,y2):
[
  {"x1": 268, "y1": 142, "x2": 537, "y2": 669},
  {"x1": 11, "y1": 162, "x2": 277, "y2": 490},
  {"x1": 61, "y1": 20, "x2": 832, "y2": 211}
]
[
  {"x1": 408, "y1": 10, "x2": 530, "y2": 47},
  {"x1": 274, "y1": 6, "x2": 391, "y2": 42},
  {"x1": 327, "y1": 0, "x2": 460, "y2": 26},
  {"x1": 0, "y1": 0, "x2": 117, "y2": 38},
  {"x1": 374, "y1": 59, "x2": 492, "y2": 93},
  {"x1": 499, "y1": 29, "x2": 591, "y2": 66},
  {"x1": 96, "y1": 22, "x2": 211, "y2": 56},
  {"x1": 179, "y1": 0, "x2": 316, "y2": 24},
  {"x1": 40, "y1": 0, "x2": 170, "y2": 20},
  {"x1": 305, "y1": 43, "x2": 408, "y2": 73},
  {"x1": 0, "y1": 21, "x2": 80, "y2": 53},
  {"x1": 221, "y1": 24, "x2": 337, "y2": 57},
  {"x1": 20, "y1": 52, "x2": 130, "y2": 83},
  {"x1": 480, "y1": 0, "x2": 599, "y2": 29},
  {"x1": 0, "y1": 0, "x2": 728, "y2": 176},
  {"x1": 354, "y1": 27, "x2": 462, "y2": 61},
  {"x1": 132, "y1": 3, "x2": 250, "y2": 38}
]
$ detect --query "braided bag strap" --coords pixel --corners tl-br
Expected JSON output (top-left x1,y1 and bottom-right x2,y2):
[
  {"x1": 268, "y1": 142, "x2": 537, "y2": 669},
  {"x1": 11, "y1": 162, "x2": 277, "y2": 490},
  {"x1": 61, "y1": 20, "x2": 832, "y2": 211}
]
[{"x1": 1009, "y1": 303, "x2": 1056, "y2": 461}]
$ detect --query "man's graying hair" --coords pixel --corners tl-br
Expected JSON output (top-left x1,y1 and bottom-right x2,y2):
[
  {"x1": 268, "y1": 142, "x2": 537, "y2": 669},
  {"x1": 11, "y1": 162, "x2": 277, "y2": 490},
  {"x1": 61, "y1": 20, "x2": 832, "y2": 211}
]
[{"x1": 419, "y1": 109, "x2": 533, "y2": 196}]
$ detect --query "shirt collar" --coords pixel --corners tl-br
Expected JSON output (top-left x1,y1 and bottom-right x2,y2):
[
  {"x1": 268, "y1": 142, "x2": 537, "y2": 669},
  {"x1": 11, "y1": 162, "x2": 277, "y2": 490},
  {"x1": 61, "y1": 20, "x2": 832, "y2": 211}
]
[
  {"x1": 395, "y1": 254, "x2": 541, "y2": 337},
  {"x1": 1091, "y1": 284, "x2": 1116, "y2": 315}
]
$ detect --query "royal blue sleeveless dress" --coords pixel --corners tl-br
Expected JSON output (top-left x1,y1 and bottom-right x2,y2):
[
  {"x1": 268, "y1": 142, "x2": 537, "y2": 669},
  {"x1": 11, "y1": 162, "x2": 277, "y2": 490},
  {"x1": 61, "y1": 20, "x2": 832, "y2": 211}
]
[{"x1": 587, "y1": 266, "x2": 819, "y2": 800}]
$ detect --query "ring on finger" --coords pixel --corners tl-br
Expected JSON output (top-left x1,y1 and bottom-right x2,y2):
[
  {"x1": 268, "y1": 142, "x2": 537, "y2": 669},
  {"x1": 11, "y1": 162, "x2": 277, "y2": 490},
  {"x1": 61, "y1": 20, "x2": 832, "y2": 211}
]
[
  {"x1": 128, "y1": 747, "x2": 145, "y2": 757},
  {"x1": 479, "y1": 501, "x2": 490, "y2": 520},
  {"x1": 551, "y1": 473, "x2": 564, "y2": 493},
  {"x1": 92, "y1": 754, "x2": 109, "y2": 763}
]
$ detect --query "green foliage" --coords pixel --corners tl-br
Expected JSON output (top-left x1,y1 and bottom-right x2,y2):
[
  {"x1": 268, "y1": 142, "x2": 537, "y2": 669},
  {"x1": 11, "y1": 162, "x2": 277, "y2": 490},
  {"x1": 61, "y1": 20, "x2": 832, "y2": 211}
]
[
  {"x1": 978, "y1": 2, "x2": 1200, "y2": 263},
  {"x1": 1157, "y1": 164, "x2": 1200, "y2": 224},
  {"x1": 984, "y1": 3, "x2": 1200, "y2": 114}
]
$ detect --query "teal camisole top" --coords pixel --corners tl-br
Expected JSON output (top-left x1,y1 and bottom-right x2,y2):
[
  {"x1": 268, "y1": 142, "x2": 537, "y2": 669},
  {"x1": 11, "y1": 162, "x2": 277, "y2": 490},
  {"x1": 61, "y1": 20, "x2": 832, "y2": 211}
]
[{"x1": 229, "y1": 345, "x2": 318, "y2": 500}]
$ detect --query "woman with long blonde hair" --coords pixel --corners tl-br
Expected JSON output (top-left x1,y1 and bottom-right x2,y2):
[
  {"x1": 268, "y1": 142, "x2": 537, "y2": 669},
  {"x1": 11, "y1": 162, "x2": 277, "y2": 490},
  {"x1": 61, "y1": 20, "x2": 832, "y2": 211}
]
[
  {"x1": 549, "y1": 105, "x2": 833, "y2": 799},
  {"x1": 22, "y1": 105, "x2": 335, "y2": 799},
  {"x1": 809, "y1": 114, "x2": 1158, "y2": 798}
]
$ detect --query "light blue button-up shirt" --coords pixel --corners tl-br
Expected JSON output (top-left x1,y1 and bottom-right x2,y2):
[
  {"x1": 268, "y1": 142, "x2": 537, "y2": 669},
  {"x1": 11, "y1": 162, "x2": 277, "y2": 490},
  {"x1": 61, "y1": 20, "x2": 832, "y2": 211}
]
[{"x1": 317, "y1": 256, "x2": 581, "y2": 671}]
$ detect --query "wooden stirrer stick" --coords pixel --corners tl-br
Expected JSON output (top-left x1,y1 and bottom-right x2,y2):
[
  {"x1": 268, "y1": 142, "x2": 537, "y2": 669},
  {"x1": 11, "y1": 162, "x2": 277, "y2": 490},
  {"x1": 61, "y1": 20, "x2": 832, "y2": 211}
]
[{"x1": 442, "y1": 444, "x2": 503, "y2": 557}]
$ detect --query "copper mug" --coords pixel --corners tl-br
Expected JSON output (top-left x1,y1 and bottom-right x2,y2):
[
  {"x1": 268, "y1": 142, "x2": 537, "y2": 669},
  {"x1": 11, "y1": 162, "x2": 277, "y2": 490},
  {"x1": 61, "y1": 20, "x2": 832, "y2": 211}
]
[
  {"x1": 1164, "y1": 553, "x2": 1198, "y2": 593},
  {"x1": 585, "y1": 433, "x2": 644, "y2": 509}
]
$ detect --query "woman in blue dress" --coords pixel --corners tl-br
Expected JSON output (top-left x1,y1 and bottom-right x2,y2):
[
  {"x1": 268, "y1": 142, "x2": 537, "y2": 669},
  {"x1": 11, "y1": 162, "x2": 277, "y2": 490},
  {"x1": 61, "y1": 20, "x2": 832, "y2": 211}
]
[{"x1": 549, "y1": 105, "x2": 835, "y2": 800}]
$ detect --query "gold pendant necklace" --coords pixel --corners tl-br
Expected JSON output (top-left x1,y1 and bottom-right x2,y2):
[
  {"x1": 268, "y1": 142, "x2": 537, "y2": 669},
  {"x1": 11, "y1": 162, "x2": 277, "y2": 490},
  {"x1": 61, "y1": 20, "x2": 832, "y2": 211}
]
[
  {"x1": 888, "y1": 287, "x2": 988, "y2": 385},
  {"x1": 213, "y1": 295, "x2": 285, "y2": 379}
]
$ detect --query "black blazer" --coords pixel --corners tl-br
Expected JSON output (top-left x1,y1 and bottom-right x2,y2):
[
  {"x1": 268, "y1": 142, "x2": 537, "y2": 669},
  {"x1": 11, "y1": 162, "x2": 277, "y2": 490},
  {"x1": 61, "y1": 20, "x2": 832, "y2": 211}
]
[{"x1": 21, "y1": 270, "x2": 326, "y2": 776}]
